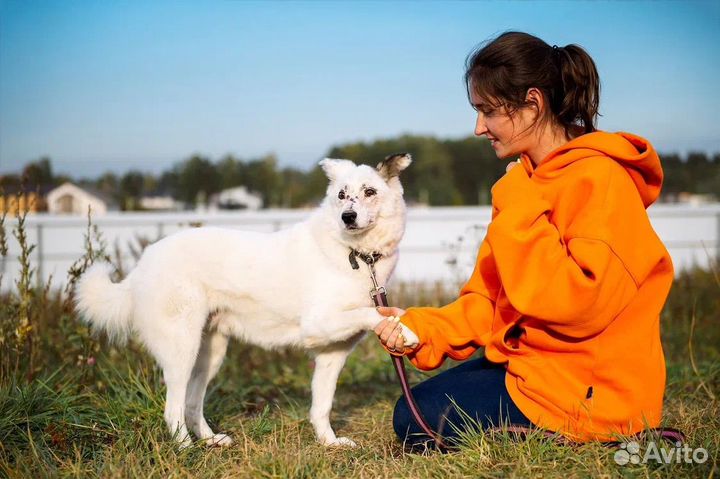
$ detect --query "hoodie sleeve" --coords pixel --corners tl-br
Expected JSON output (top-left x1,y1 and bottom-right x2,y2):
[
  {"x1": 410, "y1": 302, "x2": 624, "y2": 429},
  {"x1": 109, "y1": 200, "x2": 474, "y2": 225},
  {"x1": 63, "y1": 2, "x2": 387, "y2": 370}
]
[
  {"x1": 486, "y1": 162, "x2": 638, "y2": 339},
  {"x1": 399, "y1": 239, "x2": 499, "y2": 370}
]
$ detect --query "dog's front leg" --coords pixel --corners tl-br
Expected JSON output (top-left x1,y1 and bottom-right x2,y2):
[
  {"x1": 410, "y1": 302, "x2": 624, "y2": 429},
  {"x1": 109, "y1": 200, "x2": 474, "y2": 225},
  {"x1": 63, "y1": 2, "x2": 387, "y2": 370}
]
[
  {"x1": 310, "y1": 348, "x2": 355, "y2": 447},
  {"x1": 301, "y1": 307, "x2": 381, "y2": 349}
]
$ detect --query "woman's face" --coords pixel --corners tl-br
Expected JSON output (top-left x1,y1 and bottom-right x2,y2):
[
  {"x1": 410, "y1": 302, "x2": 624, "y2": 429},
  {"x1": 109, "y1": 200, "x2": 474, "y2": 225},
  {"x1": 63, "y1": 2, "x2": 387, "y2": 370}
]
[{"x1": 470, "y1": 88, "x2": 538, "y2": 159}]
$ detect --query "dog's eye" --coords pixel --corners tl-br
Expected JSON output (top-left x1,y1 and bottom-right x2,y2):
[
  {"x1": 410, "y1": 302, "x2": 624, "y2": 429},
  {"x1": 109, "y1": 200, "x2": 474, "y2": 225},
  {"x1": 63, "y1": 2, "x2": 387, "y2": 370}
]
[
  {"x1": 364, "y1": 188, "x2": 377, "y2": 197},
  {"x1": 338, "y1": 190, "x2": 345, "y2": 200}
]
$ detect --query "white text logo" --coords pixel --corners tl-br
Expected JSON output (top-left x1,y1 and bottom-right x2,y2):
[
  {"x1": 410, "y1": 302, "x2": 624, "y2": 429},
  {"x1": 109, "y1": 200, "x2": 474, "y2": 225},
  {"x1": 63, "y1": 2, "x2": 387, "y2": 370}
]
[{"x1": 614, "y1": 441, "x2": 708, "y2": 465}]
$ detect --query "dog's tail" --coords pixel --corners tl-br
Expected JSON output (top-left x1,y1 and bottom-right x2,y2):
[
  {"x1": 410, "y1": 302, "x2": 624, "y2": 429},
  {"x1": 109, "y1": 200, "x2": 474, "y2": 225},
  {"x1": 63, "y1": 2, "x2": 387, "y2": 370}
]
[{"x1": 75, "y1": 262, "x2": 133, "y2": 345}]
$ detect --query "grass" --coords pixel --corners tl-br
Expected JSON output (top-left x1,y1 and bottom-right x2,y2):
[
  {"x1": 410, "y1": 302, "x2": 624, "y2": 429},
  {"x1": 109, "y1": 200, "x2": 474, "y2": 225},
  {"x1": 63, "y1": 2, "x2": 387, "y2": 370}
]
[{"x1": 0, "y1": 208, "x2": 718, "y2": 478}]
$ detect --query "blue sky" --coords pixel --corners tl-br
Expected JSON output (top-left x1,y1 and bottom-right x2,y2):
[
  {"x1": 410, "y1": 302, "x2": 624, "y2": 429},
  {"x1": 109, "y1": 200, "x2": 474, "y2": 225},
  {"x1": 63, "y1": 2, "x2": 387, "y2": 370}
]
[{"x1": 1, "y1": 0, "x2": 719, "y2": 178}]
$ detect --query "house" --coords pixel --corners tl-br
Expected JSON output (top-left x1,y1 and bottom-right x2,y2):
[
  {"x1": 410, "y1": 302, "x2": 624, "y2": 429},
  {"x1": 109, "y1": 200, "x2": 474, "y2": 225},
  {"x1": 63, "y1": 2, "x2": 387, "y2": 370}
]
[
  {"x1": 0, "y1": 191, "x2": 45, "y2": 215},
  {"x1": 676, "y1": 192, "x2": 717, "y2": 206},
  {"x1": 139, "y1": 195, "x2": 182, "y2": 211},
  {"x1": 46, "y1": 182, "x2": 118, "y2": 215},
  {"x1": 661, "y1": 191, "x2": 718, "y2": 205},
  {"x1": 210, "y1": 186, "x2": 263, "y2": 211}
]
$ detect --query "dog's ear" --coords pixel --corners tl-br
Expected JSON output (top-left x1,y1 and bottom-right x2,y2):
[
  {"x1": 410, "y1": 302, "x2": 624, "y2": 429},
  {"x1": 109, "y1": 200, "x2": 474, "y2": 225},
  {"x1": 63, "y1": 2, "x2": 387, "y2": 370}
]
[
  {"x1": 376, "y1": 153, "x2": 412, "y2": 181},
  {"x1": 319, "y1": 158, "x2": 356, "y2": 182}
]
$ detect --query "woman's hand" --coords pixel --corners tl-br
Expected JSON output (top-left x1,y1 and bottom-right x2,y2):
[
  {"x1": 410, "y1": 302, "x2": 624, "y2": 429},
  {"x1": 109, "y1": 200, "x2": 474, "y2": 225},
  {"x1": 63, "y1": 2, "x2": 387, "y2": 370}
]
[{"x1": 374, "y1": 306, "x2": 413, "y2": 354}]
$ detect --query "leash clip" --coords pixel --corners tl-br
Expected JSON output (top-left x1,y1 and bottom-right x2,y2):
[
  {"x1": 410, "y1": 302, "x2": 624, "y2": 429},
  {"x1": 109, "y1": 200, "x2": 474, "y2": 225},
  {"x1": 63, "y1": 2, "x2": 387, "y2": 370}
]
[{"x1": 364, "y1": 255, "x2": 386, "y2": 301}]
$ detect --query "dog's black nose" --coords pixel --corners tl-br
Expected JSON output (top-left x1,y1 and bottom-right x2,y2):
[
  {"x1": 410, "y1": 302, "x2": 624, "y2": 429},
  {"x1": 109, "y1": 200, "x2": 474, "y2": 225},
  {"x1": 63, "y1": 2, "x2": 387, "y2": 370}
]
[{"x1": 341, "y1": 211, "x2": 357, "y2": 225}]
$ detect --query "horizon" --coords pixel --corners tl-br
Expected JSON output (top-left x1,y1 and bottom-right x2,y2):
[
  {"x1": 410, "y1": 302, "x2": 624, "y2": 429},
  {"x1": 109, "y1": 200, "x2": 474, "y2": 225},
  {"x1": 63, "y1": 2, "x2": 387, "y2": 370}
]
[{"x1": 1, "y1": 0, "x2": 719, "y2": 178}]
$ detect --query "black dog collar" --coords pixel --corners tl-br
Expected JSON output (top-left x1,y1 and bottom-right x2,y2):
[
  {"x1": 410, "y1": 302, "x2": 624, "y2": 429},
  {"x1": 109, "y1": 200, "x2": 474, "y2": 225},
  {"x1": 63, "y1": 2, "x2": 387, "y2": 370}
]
[{"x1": 348, "y1": 248, "x2": 382, "y2": 270}]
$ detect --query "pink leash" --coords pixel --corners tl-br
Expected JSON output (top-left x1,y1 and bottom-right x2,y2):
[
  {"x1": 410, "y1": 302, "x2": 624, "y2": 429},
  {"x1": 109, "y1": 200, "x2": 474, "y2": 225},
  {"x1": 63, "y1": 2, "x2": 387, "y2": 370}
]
[
  {"x1": 358, "y1": 250, "x2": 447, "y2": 451},
  {"x1": 371, "y1": 286, "x2": 448, "y2": 451}
]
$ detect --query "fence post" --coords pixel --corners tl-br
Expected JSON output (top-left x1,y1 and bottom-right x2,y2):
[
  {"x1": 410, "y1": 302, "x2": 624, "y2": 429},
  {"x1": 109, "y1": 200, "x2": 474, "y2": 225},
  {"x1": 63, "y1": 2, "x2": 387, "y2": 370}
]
[
  {"x1": 716, "y1": 212, "x2": 720, "y2": 266},
  {"x1": 36, "y1": 223, "x2": 43, "y2": 286}
]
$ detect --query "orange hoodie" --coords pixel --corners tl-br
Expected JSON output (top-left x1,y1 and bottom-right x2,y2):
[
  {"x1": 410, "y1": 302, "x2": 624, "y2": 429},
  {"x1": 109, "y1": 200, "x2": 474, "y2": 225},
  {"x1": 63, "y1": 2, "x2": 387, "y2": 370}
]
[{"x1": 400, "y1": 131, "x2": 673, "y2": 442}]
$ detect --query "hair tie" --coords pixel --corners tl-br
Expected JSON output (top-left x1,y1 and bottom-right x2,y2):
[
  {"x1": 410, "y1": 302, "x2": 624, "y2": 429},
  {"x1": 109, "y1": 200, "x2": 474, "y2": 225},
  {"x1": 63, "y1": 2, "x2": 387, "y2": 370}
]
[{"x1": 551, "y1": 44, "x2": 562, "y2": 63}]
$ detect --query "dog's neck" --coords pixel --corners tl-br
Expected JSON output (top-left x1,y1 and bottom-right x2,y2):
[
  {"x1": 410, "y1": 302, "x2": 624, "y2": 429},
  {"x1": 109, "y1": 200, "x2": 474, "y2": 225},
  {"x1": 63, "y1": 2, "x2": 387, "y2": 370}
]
[
  {"x1": 347, "y1": 249, "x2": 382, "y2": 270},
  {"x1": 309, "y1": 201, "x2": 405, "y2": 263}
]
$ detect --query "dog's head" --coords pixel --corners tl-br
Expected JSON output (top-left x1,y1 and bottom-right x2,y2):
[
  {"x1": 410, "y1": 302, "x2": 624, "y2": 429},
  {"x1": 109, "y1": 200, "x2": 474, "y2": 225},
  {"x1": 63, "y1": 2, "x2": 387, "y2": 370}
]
[{"x1": 319, "y1": 153, "x2": 412, "y2": 235}]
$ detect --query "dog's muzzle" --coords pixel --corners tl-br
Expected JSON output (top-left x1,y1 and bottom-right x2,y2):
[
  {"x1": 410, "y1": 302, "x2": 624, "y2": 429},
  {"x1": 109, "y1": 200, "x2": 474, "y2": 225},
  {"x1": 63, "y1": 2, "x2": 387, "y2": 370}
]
[{"x1": 341, "y1": 211, "x2": 357, "y2": 227}]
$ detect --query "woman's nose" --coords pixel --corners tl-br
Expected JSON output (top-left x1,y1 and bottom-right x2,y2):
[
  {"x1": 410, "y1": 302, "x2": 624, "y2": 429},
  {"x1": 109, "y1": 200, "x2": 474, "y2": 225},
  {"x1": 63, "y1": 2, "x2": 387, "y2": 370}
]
[{"x1": 474, "y1": 113, "x2": 487, "y2": 137}]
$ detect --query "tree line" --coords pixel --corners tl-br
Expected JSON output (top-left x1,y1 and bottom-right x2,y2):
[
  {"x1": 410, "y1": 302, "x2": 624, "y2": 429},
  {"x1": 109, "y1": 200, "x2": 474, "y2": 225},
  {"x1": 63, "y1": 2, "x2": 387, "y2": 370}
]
[{"x1": 2, "y1": 134, "x2": 718, "y2": 210}]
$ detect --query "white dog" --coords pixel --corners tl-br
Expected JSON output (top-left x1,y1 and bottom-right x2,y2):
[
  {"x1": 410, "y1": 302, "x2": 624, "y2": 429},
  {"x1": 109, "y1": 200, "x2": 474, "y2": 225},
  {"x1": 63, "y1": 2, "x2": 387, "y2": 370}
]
[{"x1": 75, "y1": 153, "x2": 417, "y2": 448}]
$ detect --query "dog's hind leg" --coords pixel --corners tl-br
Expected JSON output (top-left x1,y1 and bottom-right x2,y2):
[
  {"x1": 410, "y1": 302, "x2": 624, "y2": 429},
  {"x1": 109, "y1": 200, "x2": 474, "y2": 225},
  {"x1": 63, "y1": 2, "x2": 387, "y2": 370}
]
[
  {"x1": 185, "y1": 327, "x2": 232, "y2": 446},
  {"x1": 140, "y1": 306, "x2": 206, "y2": 448},
  {"x1": 310, "y1": 346, "x2": 356, "y2": 447}
]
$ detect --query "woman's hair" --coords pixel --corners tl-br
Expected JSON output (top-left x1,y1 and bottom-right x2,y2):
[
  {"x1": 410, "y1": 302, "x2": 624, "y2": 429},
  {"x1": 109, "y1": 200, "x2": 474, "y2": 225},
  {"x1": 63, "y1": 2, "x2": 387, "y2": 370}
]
[{"x1": 464, "y1": 31, "x2": 600, "y2": 138}]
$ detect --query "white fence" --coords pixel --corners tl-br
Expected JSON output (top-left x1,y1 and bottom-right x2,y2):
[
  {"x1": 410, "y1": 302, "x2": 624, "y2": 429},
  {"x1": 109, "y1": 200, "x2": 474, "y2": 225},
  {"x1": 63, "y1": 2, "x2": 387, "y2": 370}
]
[{"x1": 1, "y1": 204, "x2": 719, "y2": 291}]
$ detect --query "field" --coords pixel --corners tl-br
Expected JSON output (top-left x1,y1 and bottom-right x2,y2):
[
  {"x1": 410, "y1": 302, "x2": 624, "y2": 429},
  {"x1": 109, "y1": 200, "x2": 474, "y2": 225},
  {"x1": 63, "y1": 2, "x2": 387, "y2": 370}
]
[{"x1": 0, "y1": 211, "x2": 718, "y2": 478}]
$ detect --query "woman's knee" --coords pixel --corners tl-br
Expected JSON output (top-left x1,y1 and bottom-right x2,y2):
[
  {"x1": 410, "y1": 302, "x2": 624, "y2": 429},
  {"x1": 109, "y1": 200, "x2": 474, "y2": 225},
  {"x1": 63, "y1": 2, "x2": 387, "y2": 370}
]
[
  {"x1": 392, "y1": 395, "x2": 441, "y2": 451},
  {"x1": 392, "y1": 395, "x2": 412, "y2": 439},
  {"x1": 392, "y1": 394, "x2": 437, "y2": 440}
]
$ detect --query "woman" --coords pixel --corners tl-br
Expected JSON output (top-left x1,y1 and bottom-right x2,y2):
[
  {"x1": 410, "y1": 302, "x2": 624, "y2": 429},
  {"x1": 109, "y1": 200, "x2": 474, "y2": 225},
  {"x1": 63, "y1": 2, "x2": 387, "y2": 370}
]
[{"x1": 374, "y1": 31, "x2": 673, "y2": 447}]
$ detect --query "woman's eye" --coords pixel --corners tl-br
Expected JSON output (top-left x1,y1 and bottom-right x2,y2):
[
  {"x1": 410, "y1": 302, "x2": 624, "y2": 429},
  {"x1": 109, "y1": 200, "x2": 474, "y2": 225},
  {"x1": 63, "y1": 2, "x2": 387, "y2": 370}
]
[
  {"x1": 364, "y1": 188, "x2": 376, "y2": 197},
  {"x1": 474, "y1": 103, "x2": 498, "y2": 116},
  {"x1": 338, "y1": 190, "x2": 345, "y2": 200}
]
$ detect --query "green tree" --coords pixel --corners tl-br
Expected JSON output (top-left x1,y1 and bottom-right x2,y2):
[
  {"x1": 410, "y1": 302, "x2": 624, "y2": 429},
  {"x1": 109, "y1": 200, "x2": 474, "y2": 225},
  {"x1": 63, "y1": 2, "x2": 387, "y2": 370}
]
[
  {"x1": 158, "y1": 170, "x2": 179, "y2": 197},
  {"x1": 244, "y1": 155, "x2": 280, "y2": 207},
  {"x1": 284, "y1": 165, "x2": 327, "y2": 207},
  {"x1": 0, "y1": 174, "x2": 21, "y2": 191},
  {"x1": 21, "y1": 157, "x2": 54, "y2": 189},
  {"x1": 119, "y1": 171, "x2": 145, "y2": 210},
  {"x1": 444, "y1": 136, "x2": 503, "y2": 205},
  {"x1": 327, "y1": 134, "x2": 463, "y2": 206},
  {"x1": 143, "y1": 174, "x2": 158, "y2": 196},
  {"x1": 217, "y1": 154, "x2": 247, "y2": 190},
  {"x1": 94, "y1": 172, "x2": 119, "y2": 206},
  {"x1": 175, "y1": 155, "x2": 221, "y2": 206},
  {"x1": 689, "y1": 152, "x2": 720, "y2": 197}
]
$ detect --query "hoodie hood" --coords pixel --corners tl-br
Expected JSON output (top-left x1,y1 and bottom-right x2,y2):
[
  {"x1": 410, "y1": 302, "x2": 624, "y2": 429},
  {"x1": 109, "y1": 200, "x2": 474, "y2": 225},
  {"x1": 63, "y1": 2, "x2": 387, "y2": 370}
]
[{"x1": 520, "y1": 131, "x2": 664, "y2": 207}]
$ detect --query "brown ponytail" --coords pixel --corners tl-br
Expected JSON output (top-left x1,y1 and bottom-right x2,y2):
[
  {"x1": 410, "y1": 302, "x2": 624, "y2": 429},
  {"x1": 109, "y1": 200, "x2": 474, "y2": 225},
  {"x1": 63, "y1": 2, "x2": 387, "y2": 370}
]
[{"x1": 465, "y1": 32, "x2": 601, "y2": 138}]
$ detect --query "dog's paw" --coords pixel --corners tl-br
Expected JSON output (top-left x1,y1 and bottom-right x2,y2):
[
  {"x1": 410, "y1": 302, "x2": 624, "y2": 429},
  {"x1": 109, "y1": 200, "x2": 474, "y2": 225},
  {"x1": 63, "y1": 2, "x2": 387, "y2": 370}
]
[
  {"x1": 324, "y1": 436, "x2": 357, "y2": 447},
  {"x1": 177, "y1": 438, "x2": 194, "y2": 450},
  {"x1": 399, "y1": 323, "x2": 419, "y2": 348},
  {"x1": 205, "y1": 433, "x2": 233, "y2": 447}
]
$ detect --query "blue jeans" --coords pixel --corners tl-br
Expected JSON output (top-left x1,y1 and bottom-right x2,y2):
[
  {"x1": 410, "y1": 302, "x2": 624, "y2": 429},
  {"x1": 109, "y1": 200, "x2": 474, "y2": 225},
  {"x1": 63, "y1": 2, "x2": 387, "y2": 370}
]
[{"x1": 393, "y1": 357, "x2": 532, "y2": 448}]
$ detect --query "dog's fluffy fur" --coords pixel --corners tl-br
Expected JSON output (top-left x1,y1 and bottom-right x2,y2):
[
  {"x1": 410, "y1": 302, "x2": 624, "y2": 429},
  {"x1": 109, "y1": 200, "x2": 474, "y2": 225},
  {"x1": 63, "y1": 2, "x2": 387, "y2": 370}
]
[{"x1": 75, "y1": 154, "x2": 412, "y2": 447}]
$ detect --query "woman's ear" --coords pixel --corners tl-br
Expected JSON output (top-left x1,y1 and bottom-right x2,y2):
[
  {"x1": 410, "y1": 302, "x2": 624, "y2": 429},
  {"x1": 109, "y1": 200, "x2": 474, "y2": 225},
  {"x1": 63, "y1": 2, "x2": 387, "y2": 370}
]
[{"x1": 525, "y1": 87, "x2": 545, "y2": 116}]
